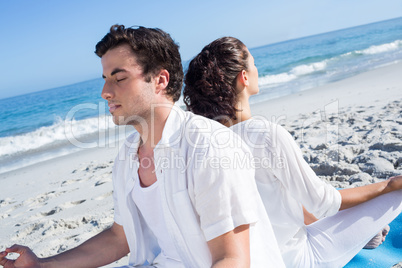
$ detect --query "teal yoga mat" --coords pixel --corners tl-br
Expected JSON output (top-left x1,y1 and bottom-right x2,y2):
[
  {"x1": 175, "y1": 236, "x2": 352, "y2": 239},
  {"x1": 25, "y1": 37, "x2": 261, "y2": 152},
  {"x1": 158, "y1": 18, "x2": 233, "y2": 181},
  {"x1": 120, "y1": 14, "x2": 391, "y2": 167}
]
[{"x1": 345, "y1": 213, "x2": 402, "y2": 267}]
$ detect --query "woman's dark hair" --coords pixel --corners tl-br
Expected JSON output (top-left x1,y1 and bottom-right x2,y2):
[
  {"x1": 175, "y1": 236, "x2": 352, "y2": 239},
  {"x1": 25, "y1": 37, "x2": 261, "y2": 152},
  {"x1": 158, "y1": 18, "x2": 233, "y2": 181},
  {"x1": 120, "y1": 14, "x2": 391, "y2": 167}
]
[
  {"x1": 183, "y1": 37, "x2": 249, "y2": 123},
  {"x1": 95, "y1": 24, "x2": 183, "y2": 102}
]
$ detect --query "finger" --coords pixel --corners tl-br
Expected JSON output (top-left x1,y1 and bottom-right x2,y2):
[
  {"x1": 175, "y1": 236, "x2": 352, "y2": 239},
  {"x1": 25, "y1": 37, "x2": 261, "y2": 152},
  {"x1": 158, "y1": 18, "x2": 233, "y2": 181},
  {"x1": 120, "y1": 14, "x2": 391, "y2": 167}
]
[
  {"x1": 0, "y1": 256, "x2": 15, "y2": 267},
  {"x1": 0, "y1": 250, "x2": 8, "y2": 262},
  {"x1": 5, "y1": 244, "x2": 17, "y2": 252},
  {"x1": 0, "y1": 254, "x2": 6, "y2": 266},
  {"x1": 6, "y1": 244, "x2": 29, "y2": 254}
]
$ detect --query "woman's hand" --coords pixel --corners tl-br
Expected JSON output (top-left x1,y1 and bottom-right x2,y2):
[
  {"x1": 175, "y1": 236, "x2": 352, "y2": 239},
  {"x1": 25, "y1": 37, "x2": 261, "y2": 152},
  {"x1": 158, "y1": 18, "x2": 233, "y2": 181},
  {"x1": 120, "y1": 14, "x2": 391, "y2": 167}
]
[
  {"x1": 385, "y1": 175, "x2": 402, "y2": 193},
  {"x1": 0, "y1": 245, "x2": 41, "y2": 268},
  {"x1": 340, "y1": 175, "x2": 402, "y2": 210}
]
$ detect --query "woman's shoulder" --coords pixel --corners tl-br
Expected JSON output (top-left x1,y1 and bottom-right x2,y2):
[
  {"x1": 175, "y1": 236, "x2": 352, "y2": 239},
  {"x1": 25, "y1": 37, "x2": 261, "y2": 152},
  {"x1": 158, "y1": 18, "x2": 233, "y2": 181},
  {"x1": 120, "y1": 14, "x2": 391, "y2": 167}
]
[
  {"x1": 233, "y1": 117, "x2": 287, "y2": 130},
  {"x1": 232, "y1": 117, "x2": 292, "y2": 147}
]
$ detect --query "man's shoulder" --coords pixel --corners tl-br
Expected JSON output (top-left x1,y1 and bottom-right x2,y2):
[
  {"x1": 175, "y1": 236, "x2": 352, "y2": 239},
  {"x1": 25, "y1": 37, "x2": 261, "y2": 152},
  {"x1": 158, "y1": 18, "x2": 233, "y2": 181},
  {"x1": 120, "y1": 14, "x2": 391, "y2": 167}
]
[
  {"x1": 183, "y1": 111, "x2": 238, "y2": 143},
  {"x1": 184, "y1": 110, "x2": 228, "y2": 130},
  {"x1": 181, "y1": 111, "x2": 253, "y2": 158}
]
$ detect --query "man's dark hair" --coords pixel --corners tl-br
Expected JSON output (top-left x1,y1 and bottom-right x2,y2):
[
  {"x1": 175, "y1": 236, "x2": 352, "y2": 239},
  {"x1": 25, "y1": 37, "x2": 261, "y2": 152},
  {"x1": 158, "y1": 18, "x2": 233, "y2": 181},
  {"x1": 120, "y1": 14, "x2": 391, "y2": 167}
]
[
  {"x1": 183, "y1": 37, "x2": 249, "y2": 123},
  {"x1": 95, "y1": 24, "x2": 183, "y2": 102}
]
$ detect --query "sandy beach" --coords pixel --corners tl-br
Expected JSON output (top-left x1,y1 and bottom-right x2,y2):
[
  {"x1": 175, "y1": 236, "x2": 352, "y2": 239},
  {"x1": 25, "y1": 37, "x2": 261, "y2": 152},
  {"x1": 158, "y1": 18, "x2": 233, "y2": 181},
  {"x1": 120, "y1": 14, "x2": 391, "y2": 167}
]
[{"x1": 1, "y1": 61, "x2": 401, "y2": 267}]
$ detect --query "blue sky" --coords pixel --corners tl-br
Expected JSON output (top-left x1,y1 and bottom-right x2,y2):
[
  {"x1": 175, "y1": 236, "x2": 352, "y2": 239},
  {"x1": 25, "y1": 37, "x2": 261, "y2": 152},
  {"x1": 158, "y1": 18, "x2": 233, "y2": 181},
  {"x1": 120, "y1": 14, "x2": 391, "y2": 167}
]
[{"x1": 0, "y1": 0, "x2": 401, "y2": 99}]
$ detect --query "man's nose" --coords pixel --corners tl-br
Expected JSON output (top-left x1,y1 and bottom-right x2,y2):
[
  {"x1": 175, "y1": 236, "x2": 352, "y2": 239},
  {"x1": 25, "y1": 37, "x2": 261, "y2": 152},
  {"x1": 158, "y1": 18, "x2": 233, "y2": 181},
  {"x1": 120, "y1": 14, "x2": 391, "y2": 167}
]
[{"x1": 101, "y1": 82, "x2": 114, "y2": 100}]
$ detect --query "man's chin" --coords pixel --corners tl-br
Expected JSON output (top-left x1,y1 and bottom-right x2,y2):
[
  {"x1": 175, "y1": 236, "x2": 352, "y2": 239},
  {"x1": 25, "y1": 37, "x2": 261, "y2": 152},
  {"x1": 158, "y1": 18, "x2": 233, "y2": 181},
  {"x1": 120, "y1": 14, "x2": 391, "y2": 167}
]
[
  {"x1": 111, "y1": 114, "x2": 147, "y2": 126},
  {"x1": 111, "y1": 115, "x2": 125, "y2": 125}
]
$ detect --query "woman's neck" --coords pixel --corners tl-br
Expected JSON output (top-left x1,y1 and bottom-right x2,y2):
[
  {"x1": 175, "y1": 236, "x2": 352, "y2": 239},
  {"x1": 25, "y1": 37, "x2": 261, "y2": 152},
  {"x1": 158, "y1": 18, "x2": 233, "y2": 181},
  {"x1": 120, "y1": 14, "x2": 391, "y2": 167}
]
[{"x1": 224, "y1": 96, "x2": 252, "y2": 127}]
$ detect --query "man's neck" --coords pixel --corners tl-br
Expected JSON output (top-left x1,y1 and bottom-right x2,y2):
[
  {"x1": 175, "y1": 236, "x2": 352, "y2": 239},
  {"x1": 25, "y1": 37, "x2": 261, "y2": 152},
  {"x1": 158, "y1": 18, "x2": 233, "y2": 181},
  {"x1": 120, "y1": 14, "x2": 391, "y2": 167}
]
[{"x1": 135, "y1": 102, "x2": 174, "y2": 149}]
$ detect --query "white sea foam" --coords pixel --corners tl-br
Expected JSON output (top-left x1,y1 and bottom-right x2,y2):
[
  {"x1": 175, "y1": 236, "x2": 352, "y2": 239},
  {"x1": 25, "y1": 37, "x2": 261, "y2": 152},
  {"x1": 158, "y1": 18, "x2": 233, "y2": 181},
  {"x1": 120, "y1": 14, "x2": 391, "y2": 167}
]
[
  {"x1": 258, "y1": 39, "x2": 402, "y2": 88},
  {"x1": 290, "y1": 60, "x2": 327, "y2": 76},
  {"x1": 258, "y1": 60, "x2": 327, "y2": 87},
  {"x1": 341, "y1": 40, "x2": 402, "y2": 58},
  {"x1": 291, "y1": 61, "x2": 327, "y2": 76},
  {"x1": 0, "y1": 115, "x2": 118, "y2": 158},
  {"x1": 356, "y1": 40, "x2": 402, "y2": 55},
  {"x1": 258, "y1": 72, "x2": 297, "y2": 86}
]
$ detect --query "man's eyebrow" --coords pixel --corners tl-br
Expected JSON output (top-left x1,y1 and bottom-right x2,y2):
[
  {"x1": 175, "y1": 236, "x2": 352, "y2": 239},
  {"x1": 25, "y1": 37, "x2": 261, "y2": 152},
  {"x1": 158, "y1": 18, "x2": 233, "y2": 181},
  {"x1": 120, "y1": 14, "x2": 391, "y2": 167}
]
[{"x1": 102, "y1": 68, "x2": 127, "y2": 79}]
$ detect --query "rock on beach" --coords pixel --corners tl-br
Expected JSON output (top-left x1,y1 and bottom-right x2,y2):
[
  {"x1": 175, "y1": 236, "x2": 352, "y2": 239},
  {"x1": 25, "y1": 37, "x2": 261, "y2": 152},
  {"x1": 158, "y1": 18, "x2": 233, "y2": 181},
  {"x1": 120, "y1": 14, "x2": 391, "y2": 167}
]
[{"x1": 286, "y1": 99, "x2": 402, "y2": 189}]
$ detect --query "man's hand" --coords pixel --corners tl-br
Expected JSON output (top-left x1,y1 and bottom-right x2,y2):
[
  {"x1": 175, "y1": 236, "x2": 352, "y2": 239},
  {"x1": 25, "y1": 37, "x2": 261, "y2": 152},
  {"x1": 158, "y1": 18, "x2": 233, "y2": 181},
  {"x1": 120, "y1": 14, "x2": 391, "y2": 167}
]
[
  {"x1": 1, "y1": 222, "x2": 129, "y2": 268},
  {"x1": 0, "y1": 245, "x2": 41, "y2": 268}
]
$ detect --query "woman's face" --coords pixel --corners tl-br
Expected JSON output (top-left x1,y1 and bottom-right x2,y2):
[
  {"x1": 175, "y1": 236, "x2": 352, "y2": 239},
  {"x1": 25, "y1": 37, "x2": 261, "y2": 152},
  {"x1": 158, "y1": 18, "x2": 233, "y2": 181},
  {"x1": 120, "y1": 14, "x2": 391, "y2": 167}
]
[{"x1": 245, "y1": 48, "x2": 259, "y2": 96}]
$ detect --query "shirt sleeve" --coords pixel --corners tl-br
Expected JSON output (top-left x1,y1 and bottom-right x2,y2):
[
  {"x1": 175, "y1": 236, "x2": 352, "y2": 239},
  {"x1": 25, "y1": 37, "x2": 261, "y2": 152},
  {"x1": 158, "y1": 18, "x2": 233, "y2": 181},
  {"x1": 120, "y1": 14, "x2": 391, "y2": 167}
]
[
  {"x1": 191, "y1": 135, "x2": 261, "y2": 241},
  {"x1": 268, "y1": 123, "x2": 341, "y2": 219}
]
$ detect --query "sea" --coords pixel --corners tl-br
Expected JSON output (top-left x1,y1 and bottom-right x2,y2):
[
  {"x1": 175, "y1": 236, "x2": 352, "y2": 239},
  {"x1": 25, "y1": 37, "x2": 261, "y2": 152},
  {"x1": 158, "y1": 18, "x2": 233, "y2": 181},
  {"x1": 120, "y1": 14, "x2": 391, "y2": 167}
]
[{"x1": 1, "y1": 17, "x2": 402, "y2": 174}]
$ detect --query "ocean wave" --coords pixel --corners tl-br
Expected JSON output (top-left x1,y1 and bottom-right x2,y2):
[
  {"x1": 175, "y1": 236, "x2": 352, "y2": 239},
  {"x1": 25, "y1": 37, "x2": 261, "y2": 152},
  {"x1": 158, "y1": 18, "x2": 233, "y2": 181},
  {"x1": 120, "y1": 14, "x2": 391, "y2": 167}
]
[
  {"x1": 258, "y1": 60, "x2": 327, "y2": 87},
  {"x1": 258, "y1": 39, "x2": 402, "y2": 88},
  {"x1": 357, "y1": 40, "x2": 402, "y2": 55},
  {"x1": 0, "y1": 115, "x2": 118, "y2": 158},
  {"x1": 291, "y1": 61, "x2": 327, "y2": 76},
  {"x1": 342, "y1": 40, "x2": 402, "y2": 58},
  {"x1": 258, "y1": 73, "x2": 297, "y2": 86}
]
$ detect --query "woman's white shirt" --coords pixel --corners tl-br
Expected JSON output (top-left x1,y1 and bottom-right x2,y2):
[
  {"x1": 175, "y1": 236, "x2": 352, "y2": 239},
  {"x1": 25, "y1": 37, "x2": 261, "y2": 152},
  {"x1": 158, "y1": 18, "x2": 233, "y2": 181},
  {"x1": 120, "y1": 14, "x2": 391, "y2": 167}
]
[{"x1": 231, "y1": 118, "x2": 341, "y2": 265}]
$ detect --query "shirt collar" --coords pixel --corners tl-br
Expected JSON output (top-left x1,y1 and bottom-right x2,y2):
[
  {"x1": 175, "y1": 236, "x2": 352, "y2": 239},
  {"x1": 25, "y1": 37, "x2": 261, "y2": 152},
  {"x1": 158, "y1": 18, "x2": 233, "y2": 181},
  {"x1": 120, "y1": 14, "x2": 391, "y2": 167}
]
[
  {"x1": 155, "y1": 104, "x2": 186, "y2": 149},
  {"x1": 124, "y1": 132, "x2": 141, "y2": 162}
]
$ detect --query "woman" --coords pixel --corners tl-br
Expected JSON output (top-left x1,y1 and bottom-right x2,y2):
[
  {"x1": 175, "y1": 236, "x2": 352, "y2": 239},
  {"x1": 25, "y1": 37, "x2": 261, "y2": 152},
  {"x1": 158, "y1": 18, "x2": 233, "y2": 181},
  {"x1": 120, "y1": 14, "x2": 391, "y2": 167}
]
[{"x1": 183, "y1": 37, "x2": 402, "y2": 267}]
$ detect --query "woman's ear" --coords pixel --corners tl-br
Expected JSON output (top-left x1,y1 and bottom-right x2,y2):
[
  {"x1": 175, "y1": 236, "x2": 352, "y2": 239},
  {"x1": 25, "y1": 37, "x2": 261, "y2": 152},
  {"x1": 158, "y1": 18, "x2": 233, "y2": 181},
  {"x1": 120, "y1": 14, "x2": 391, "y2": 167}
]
[
  {"x1": 155, "y1": 69, "x2": 170, "y2": 94},
  {"x1": 236, "y1": 70, "x2": 249, "y2": 91}
]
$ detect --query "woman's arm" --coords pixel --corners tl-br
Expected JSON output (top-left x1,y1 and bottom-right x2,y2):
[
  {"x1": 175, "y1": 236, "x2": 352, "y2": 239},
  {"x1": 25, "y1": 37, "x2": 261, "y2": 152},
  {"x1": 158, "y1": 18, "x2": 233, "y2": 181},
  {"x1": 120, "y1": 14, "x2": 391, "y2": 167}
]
[
  {"x1": 303, "y1": 206, "x2": 318, "y2": 225},
  {"x1": 339, "y1": 175, "x2": 402, "y2": 210},
  {"x1": 267, "y1": 123, "x2": 341, "y2": 219}
]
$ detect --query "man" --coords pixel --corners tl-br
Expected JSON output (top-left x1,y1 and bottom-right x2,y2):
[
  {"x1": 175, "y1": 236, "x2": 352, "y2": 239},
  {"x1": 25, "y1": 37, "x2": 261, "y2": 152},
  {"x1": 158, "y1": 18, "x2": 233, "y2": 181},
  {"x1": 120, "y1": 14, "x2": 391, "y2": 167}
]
[{"x1": 0, "y1": 25, "x2": 284, "y2": 267}]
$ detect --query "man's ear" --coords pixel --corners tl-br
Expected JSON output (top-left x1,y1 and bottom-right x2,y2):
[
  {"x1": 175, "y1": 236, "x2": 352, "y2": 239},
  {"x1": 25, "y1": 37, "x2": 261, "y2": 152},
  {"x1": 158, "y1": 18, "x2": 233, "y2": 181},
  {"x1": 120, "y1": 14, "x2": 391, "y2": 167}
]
[{"x1": 155, "y1": 69, "x2": 170, "y2": 94}]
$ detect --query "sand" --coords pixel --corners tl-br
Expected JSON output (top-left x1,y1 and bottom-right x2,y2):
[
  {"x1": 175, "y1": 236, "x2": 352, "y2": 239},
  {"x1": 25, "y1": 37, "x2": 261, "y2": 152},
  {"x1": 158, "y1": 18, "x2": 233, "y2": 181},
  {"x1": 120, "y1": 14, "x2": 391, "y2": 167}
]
[{"x1": 1, "y1": 62, "x2": 401, "y2": 267}]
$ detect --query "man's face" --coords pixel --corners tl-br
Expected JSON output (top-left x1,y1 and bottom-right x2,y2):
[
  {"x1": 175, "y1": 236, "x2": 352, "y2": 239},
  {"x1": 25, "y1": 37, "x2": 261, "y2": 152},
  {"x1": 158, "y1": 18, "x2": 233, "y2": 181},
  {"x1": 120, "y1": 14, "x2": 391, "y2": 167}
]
[{"x1": 101, "y1": 44, "x2": 155, "y2": 125}]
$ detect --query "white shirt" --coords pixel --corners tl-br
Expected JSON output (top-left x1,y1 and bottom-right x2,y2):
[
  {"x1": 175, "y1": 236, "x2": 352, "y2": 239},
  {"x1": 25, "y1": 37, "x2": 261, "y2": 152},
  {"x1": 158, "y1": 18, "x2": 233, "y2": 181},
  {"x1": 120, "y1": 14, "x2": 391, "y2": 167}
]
[
  {"x1": 112, "y1": 106, "x2": 285, "y2": 267},
  {"x1": 132, "y1": 178, "x2": 183, "y2": 267},
  {"x1": 231, "y1": 118, "x2": 342, "y2": 267}
]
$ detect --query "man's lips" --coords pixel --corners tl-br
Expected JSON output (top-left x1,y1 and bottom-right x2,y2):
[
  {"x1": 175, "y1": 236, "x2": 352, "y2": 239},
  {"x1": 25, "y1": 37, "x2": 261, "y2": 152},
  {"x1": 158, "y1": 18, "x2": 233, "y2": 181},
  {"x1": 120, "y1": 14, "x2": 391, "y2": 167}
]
[{"x1": 108, "y1": 103, "x2": 121, "y2": 113}]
